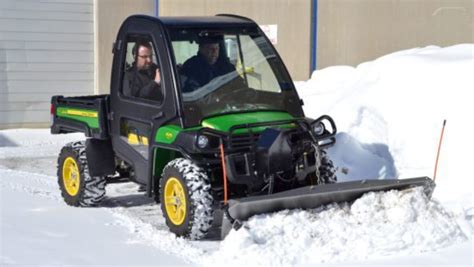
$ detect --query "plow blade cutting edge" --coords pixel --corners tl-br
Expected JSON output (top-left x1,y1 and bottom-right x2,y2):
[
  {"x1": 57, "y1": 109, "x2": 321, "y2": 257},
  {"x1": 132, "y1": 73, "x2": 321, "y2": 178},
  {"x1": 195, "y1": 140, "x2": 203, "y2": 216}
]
[{"x1": 220, "y1": 177, "x2": 435, "y2": 238}]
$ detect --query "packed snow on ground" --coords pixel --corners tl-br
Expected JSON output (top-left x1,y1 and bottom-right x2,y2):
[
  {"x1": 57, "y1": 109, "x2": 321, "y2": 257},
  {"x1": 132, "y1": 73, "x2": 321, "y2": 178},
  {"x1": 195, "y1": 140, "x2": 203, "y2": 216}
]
[{"x1": 1, "y1": 44, "x2": 473, "y2": 266}]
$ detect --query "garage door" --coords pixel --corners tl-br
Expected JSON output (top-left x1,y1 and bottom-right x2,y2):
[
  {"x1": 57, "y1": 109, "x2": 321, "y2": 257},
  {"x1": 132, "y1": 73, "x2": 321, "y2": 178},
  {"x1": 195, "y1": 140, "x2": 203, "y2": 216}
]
[{"x1": 0, "y1": 0, "x2": 94, "y2": 128}]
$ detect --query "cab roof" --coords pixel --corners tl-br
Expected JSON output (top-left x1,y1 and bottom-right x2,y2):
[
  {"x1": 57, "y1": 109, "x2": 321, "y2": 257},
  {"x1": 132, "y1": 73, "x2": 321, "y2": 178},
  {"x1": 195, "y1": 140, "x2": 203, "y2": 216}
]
[{"x1": 130, "y1": 14, "x2": 257, "y2": 28}]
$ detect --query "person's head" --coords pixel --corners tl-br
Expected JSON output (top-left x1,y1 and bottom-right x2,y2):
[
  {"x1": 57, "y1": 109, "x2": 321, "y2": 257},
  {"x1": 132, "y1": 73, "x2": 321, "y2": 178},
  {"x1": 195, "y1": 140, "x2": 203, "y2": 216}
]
[
  {"x1": 133, "y1": 41, "x2": 154, "y2": 70},
  {"x1": 198, "y1": 37, "x2": 221, "y2": 65}
]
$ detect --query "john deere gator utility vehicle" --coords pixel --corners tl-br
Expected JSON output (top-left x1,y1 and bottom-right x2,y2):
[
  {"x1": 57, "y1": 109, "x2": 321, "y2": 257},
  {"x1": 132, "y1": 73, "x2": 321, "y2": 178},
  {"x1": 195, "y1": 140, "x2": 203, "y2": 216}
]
[{"x1": 51, "y1": 14, "x2": 434, "y2": 239}]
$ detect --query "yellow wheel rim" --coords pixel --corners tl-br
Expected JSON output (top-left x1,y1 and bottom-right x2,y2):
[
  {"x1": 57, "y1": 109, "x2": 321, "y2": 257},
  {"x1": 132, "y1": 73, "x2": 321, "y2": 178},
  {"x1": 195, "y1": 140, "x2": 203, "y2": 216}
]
[
  {"x1": 164, "y1": 177, "x2": 187, "y2": 225},
  {"x1": 62, "y1": 157, "x2": 80, "y2": 196}
]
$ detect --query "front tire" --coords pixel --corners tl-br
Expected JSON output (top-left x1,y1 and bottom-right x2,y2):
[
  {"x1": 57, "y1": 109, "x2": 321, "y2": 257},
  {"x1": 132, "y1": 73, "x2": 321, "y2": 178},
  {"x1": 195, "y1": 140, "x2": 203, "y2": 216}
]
[
  {"x1": 58, "y1": 141, "x2": 106, "y2": 206},
  {"x1": 160, "y1": 158, "x2": 214, "y2": 240}
]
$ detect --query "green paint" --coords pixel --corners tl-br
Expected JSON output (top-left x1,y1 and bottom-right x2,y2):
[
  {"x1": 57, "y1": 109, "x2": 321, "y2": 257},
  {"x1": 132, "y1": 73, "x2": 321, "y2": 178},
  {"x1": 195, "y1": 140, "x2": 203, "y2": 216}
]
[
  {"x1": 154, "y1": 112, "x2": 295, "y2": 145},
  {"x1": 56, "y1": 107, "x2": 99, "y2": 129},
  {"x1": 155, "y1": 125, "x2": 182, "y2": 144},
  {"x1": 201, "y1": 111, "x2": 295, "y2": 134}
]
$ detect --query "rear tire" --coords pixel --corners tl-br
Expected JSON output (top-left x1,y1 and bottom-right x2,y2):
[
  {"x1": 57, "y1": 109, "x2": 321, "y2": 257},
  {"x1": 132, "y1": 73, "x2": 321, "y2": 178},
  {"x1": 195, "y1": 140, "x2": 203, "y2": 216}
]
[
  {"x1": 319, "y1": 149, "x2": 337, "y2": 184},
  {"x1": 57, "y1": 141, "x2": 106, "y2": 207},
  {"x1": 159, "y1": 158, "x2": 214, "y2": 240}
]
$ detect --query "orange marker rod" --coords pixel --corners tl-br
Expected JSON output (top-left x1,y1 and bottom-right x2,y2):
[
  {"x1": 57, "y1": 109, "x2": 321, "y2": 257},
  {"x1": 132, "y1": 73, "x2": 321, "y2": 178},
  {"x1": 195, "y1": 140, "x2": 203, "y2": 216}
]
[
  {"x1": 219, "y1": 141, "x2": 228, "y2": 204},
  {"x1": 433, "y1": 120, "x2": 447, "y2": 181}
]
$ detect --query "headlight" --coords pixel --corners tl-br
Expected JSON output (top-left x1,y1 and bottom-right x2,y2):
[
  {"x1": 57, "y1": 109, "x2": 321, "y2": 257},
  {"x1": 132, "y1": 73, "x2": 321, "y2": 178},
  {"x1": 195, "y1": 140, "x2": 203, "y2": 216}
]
[
  {"x1": 312, "y1": 122, "x2": 325, "y2": 136},
  {"x1": 197, "y1": 135, "x2": 209, "y2": 149}
]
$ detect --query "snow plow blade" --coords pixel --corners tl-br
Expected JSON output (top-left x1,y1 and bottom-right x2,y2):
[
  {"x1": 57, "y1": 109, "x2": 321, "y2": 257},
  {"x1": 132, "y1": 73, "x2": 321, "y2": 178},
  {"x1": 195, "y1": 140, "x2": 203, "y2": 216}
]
[{"x1": 220, "y1": 177, "x2": 434, "y2": 238}]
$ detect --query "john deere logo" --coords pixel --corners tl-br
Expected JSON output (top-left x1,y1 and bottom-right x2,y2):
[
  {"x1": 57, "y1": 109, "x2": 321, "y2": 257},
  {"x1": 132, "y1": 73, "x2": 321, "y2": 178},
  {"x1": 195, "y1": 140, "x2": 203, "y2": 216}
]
[{"x1": 165, "y1": 132, "x2": 173, "y2": 140}]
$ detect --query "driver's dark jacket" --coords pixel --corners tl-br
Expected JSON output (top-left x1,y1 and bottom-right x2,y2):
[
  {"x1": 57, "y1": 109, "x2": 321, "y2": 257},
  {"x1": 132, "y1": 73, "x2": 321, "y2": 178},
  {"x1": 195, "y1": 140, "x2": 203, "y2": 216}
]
[
  {"x1": 123, "y1": 64, "x2": 162, "y2": 102},
  {"x1": 180, "y1": 53, "x2": 235, "y2": 93}
]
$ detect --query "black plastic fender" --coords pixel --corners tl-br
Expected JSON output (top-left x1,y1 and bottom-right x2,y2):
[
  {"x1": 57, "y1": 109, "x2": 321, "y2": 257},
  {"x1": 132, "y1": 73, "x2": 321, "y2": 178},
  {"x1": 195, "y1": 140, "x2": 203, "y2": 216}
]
[{"x1": 85, "y1": 138, "x2": 116, "y2": 177}]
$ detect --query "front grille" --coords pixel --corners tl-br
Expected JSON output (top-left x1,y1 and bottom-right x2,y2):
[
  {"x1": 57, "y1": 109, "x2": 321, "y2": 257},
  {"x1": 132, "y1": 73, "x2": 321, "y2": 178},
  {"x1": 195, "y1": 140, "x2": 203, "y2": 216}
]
[{"x1": 229, "y1": 132, "x2": 260, "y2": 150}]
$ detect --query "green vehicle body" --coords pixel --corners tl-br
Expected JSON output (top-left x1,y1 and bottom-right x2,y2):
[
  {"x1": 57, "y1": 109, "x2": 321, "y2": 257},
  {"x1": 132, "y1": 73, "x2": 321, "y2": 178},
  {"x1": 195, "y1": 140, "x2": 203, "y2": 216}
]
[
  {"x1": 55, "y1": 107, "x2": 100, "y2": 129},
  {"x1": 53, "y1": 109, "x2": 298, "y2": 179},
  {"x1": 149, "y1": 111, "x2": 296, "y2": 176}
]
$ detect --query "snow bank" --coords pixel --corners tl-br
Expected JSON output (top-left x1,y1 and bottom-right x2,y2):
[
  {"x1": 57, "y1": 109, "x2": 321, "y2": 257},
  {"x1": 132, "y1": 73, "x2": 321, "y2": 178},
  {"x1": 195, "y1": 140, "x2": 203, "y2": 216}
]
[
  {"x1": 297, "y1": 44, "x2": 474, "y2": 202},
  {"x1": 205, "y1": 188, "x2": 466, "y2": 266}
]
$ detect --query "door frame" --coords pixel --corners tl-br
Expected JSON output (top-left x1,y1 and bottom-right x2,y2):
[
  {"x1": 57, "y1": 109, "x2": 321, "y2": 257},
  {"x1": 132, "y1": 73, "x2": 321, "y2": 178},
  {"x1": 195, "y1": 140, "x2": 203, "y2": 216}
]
[{"x1": 109, "y1": 16, "x2": 179, "y2": 186}]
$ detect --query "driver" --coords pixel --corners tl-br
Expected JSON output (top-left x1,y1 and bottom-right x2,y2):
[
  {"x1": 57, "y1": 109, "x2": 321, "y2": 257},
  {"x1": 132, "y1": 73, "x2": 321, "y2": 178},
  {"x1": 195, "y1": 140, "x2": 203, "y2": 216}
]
[{"x1": 180, "y1": 36, "x2": 236, "y2": 93}]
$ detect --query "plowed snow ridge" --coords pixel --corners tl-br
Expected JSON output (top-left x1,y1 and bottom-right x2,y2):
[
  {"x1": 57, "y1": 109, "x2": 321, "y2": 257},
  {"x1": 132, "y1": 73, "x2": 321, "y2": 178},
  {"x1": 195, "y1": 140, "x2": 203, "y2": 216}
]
[{"x1": 202, "y1": 187, "x2": 467, "y2": 265}]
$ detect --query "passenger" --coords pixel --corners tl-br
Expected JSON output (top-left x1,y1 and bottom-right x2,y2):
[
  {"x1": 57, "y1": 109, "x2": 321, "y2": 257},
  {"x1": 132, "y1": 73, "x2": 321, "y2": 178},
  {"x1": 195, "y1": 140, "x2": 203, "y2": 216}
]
[
  {"x1": 180, "y1": 36, "x2": 235, "y2": 92},
  {"x1": 123, "y1": 40, "x2": 163, "y2": 102}
]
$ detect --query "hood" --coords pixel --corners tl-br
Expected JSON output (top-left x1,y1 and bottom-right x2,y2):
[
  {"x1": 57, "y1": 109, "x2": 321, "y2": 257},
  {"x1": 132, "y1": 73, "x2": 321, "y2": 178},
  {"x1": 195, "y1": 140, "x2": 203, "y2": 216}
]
[{"x1": 201, "y1": 111, "x2": 294, "y2": 133}]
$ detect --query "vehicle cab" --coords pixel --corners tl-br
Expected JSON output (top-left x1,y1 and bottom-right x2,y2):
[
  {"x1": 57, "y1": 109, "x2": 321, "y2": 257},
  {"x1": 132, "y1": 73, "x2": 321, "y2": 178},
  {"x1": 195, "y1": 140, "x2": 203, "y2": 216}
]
[{"x1": 109, "y1": 15, "x2": 311, "y2": 191}]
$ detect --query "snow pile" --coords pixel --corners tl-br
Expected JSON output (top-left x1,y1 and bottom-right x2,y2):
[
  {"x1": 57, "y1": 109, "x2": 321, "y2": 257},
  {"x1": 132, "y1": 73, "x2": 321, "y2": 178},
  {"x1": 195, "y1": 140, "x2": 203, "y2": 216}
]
[
  {"x1": 206, "y1": 187, "x2": 466, "y2": 265},
  {"x1": 297, "y1": 44, "x2": 474, "y2": 202}
]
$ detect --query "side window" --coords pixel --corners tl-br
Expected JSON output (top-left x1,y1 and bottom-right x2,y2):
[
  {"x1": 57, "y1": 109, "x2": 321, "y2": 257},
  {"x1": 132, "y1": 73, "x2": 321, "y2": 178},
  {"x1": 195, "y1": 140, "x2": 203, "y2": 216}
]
[{"x1": 121, "y1": 35, "x2": 163, "y2": 103}]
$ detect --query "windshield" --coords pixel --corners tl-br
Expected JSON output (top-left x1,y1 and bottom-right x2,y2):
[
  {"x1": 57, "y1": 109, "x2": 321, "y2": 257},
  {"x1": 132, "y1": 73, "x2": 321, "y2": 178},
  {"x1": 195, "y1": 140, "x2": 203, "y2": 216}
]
[{"x1": 169, "y1": 27, "x2": 304, "y2": 126}]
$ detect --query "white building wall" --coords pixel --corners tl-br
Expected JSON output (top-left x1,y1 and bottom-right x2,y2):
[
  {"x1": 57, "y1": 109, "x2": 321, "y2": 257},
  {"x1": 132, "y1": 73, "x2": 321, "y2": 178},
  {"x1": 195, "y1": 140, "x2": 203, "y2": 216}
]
[{"x1": 0, "y1": 0, "x2": 94, "y2": 128}]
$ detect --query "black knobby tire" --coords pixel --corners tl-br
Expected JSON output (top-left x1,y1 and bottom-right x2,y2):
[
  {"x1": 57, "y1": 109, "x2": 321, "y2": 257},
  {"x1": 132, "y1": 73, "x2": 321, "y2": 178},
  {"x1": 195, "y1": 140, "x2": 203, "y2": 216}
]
[
  {"x1": 159, "y1": 158, "x2": 214, "y2": 240},
  {"x1": 319, "y1": 149, "x2": 337, "y2": 184},
  {"x1": 57, "y1": 141, "x2": 106, "y2": 207}
]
